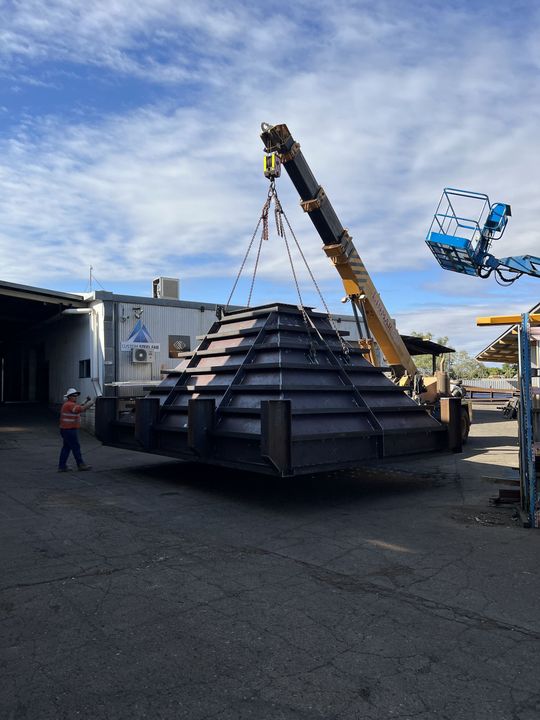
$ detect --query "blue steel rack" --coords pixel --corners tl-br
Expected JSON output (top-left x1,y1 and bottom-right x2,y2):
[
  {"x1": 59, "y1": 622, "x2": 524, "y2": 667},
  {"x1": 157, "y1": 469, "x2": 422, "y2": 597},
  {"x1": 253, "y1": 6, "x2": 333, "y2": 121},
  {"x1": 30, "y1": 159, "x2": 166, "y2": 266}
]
[{"x1": 518, "y1": 314, "x2": 538, "y2": 528}]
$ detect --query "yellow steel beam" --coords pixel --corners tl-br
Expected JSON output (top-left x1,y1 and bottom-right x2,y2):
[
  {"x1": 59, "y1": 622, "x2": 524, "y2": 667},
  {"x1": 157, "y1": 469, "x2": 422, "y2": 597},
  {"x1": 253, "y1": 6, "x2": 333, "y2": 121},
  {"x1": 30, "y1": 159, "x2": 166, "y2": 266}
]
[{"x1": 476, "y1": 314, "x2": 540, "y2": 326}]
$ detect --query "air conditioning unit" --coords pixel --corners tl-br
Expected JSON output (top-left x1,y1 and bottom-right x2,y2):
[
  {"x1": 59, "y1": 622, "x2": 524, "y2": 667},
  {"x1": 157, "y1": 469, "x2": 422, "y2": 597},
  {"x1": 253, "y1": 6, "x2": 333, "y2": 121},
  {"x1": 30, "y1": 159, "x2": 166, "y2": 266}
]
[
  {"x1": 152, "y1": 277, "x2": 179, "y2": 300},
  {"x1": 132, "y1": 347, "x2": 154, "y2": 363}
]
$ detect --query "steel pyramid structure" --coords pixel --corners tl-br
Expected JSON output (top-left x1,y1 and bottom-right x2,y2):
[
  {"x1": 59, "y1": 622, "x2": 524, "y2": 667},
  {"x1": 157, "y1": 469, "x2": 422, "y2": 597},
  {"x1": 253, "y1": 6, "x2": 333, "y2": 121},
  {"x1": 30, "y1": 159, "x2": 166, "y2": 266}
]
[{"x1": 97, "y1": 303, "x2": 447, "y2": 476}]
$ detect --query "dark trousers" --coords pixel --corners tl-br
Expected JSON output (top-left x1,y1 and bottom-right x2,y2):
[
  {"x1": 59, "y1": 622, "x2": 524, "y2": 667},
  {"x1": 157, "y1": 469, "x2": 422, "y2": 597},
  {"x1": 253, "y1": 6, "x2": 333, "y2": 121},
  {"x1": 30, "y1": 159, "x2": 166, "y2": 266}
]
[{"x1": 59, "y1": 428, "x2": 84, "y2": 468}]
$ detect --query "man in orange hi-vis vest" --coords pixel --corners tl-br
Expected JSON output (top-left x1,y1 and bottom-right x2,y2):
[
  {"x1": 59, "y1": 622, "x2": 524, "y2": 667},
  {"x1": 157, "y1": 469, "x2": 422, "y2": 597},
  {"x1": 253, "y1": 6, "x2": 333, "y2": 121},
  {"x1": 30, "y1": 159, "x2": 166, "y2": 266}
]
[{"x1": 58, "y1": 388, "x2": 95, "y2": 472}]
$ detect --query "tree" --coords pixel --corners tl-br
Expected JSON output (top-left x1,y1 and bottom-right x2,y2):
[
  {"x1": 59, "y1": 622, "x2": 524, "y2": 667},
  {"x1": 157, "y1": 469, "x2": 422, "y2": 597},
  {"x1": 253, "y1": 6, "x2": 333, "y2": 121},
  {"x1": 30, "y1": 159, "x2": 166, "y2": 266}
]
[
  {"x1": 447, "y1": 350, "x2": 488, "y2": 379},
  {"x1": 409, "y1": 330, "x2": 450, "y2": 375},
  {"x1": 410, "y1": 331, "x2": 449, "y2": 346},
  {"x1": 501, "y1": 363, "x2": 518, "y2": 378},
  {"x1": 408, "y1": 330, "x2": 495, "y2": 379}
]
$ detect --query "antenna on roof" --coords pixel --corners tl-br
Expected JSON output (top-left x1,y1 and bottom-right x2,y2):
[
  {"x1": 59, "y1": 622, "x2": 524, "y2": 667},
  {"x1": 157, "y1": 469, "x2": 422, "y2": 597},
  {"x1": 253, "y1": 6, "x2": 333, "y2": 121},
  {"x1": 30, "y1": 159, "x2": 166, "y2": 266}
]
[{"x1": 86, "y1": 266, "x2": 108, "y2": 292}]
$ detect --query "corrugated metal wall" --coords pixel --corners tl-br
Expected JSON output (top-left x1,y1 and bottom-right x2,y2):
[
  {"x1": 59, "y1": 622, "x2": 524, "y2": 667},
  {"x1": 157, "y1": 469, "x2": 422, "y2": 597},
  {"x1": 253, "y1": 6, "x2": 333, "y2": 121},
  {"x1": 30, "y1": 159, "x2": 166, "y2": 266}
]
[
  {"x1": 115, "y1": 301, "x2": 361, "y2": 395},
  {"x1": 463, "y1": 378, "x2": 518, "y2": 390},
  {"x1": 116, "y1": 302, "x2": 222, "y2": 391}
]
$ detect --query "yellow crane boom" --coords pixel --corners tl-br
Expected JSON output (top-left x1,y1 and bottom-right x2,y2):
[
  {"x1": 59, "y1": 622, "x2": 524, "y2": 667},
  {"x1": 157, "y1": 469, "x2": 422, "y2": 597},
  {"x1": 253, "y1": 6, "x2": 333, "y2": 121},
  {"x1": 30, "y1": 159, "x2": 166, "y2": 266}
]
[{"x1": 260, "y1": 122, "x2": 417, "y2": 380}]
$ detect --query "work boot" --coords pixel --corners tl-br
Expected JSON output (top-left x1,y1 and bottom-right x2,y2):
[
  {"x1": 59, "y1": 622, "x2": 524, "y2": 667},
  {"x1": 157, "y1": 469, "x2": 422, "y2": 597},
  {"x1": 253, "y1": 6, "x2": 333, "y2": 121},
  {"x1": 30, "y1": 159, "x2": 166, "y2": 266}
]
[
  {"x1": 58, "y1": 467, "x2": 73, "y2": 472},
  {"x1": 78, "y1": 464, "x2": 92, "y2": 471}
]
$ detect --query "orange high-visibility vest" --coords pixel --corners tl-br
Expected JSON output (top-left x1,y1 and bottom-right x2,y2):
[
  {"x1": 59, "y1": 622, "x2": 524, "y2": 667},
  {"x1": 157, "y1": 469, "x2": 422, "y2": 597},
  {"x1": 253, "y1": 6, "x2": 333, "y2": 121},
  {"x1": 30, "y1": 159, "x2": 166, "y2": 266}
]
[{"x1": 59, "y1": 400, "x2": 84, "y2": 429}]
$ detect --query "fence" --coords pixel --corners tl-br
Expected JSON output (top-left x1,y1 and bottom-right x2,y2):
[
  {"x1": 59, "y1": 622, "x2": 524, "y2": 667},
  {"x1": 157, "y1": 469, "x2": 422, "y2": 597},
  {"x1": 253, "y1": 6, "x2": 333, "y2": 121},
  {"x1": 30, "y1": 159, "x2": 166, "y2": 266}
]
[{"x1": 463, "y1": 379, "x2": 519, "y2": 402}]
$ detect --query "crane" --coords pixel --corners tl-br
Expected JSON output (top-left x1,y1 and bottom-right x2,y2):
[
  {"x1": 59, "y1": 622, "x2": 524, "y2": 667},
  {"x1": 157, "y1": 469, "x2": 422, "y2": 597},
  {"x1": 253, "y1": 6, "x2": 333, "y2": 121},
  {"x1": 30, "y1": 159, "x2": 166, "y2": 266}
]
[
  {"x1": 260, "y1": 122, "x2": 419, "y2": 385},
  {"x1": 426, "y1": 187, "x2": 540, "y2": 285},
  {"x1": 259, "y1": 122, "x2": 474, "y2": 440}
]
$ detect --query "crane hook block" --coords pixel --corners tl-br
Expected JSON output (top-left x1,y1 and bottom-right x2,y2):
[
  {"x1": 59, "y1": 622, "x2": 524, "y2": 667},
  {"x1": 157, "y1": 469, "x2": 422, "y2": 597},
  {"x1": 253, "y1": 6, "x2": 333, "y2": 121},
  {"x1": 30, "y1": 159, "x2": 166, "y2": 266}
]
[{"x1": 263, "y1": 152, "x2": 281, "y2": 179}]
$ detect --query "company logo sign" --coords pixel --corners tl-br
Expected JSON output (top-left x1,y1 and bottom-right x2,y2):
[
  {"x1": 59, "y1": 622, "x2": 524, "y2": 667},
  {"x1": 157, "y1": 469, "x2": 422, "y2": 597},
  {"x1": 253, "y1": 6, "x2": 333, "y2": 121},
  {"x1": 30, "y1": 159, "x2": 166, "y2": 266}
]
[
  {"x1": 168, "y1": 334, "x2": 191, "y2": 358},
  {"x1": 121, "y1": 319, "x2": 160, "y2": 351}
]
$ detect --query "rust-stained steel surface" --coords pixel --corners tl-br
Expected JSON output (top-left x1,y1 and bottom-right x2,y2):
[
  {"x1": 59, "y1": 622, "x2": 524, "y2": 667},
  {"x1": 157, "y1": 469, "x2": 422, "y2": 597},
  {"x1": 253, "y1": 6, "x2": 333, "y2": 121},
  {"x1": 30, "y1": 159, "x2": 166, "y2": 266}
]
[{"x1": 96, "y1": 303, "x2": 447, "y2": 476}]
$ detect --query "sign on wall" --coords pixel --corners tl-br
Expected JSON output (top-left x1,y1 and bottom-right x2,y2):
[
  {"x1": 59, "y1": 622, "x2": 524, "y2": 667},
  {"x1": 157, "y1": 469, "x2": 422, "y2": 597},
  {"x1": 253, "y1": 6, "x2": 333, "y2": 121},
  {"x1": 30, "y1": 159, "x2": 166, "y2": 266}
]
[
  {"x1": 121, "y1": 319, "x2": 160, "y2": 352},
  {"x1": 169, "y1": 335, "x2": 191, "y2": 358}
]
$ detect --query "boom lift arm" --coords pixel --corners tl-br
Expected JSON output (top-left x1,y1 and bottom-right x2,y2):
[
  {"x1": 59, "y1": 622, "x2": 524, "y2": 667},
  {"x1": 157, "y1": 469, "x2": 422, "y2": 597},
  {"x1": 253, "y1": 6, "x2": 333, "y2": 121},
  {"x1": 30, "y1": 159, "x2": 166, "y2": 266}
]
[{"x1": 260, "y1": 122, "x2": 418, "y2": 382}]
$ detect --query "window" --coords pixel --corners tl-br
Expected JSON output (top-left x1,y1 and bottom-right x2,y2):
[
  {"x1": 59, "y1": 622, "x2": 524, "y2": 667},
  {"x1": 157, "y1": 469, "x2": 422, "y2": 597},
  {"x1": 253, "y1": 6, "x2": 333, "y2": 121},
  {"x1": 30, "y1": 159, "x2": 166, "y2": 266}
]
[{"x1": 79, "y1": 359, "x2": 91, "y2": 378}]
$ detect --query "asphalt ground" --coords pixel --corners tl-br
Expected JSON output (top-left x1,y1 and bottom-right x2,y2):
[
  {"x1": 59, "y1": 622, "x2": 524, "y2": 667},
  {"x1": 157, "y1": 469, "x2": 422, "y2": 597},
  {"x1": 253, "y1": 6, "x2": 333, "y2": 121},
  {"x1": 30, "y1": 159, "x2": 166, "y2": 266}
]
[{"x1": 1, "y1": 403, "x2": 539, "y2": 720}]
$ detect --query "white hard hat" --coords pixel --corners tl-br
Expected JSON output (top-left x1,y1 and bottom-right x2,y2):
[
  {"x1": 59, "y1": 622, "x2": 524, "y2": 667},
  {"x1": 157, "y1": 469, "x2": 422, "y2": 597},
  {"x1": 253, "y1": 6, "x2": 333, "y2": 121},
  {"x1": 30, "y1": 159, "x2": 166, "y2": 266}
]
[{"x1": 64, "y1": 388, "x2": 80, "y2": 398}]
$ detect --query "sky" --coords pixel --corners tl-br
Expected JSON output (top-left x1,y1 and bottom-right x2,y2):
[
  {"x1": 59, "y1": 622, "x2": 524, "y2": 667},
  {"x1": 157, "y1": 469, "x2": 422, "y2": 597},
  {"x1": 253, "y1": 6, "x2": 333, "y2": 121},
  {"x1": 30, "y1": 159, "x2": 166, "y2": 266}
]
[{"x1": 1, "y1": 0, "x2": 539, "y2": 357}]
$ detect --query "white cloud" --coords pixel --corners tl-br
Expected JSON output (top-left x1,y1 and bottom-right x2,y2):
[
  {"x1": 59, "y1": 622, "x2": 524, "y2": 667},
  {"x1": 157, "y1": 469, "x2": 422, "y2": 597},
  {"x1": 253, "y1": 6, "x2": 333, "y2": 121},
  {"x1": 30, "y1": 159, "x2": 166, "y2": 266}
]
[
  {"x1": 0, "y1": 1, "x2": 539, "y2": 354},
  {"x1": 0, "y1": 1, "x2": 296, "y2": 83}
]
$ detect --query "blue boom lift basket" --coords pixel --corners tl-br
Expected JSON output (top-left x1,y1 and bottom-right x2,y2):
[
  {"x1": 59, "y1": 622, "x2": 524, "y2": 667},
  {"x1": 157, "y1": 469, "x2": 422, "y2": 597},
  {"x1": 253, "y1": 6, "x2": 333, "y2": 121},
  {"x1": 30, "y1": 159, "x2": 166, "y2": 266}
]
[
  {"x1": 425, "y1": 188, "x2": 509, "y2": 277},
  {"x1": 426, "y1": 188, "x2": 540, "y2": 284},
  {"x1": 427, "y1": 232, "x2": 480, "y2": 277}
]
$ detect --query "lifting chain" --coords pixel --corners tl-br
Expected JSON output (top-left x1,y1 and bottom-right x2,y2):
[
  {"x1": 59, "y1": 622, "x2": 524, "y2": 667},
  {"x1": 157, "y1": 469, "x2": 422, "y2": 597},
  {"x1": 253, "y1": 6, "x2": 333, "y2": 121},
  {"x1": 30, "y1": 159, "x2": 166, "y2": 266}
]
[
  {"x1": 225, "y1": 180, "x2": 350, "y2": 360},
  {"x1": 225, "y1": 181, "x2": 274, "y2": 312}
]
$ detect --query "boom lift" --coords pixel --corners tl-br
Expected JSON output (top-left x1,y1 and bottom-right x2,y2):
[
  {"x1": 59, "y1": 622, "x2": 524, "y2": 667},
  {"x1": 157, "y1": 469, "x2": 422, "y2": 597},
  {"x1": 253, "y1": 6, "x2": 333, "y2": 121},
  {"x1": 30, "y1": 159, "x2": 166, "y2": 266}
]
[
  {"x1": 426, "y1": 188, "x2": 540, "y2": 284},
  {"x1": 260, "y1": 122, "x2": 471, "y2": 438}
]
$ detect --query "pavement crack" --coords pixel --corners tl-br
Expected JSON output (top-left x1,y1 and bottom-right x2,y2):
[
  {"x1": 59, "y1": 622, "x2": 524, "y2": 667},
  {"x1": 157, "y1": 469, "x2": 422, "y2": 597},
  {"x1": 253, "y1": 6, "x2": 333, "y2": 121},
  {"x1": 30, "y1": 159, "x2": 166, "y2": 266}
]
[
  {"x1": 0, "y1": 565, "x2": 127, "y2": 592},
  {"x1": 246, "y1": 545, "x2": 540, "y2": 642}
]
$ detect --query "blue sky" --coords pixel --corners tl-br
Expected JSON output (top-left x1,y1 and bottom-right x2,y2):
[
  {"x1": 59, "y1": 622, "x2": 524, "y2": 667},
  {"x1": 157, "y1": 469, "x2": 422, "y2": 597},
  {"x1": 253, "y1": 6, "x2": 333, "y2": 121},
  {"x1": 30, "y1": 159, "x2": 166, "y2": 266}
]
[{"x1": 1, "y1": 0, "x2": 539, "y2": 355}]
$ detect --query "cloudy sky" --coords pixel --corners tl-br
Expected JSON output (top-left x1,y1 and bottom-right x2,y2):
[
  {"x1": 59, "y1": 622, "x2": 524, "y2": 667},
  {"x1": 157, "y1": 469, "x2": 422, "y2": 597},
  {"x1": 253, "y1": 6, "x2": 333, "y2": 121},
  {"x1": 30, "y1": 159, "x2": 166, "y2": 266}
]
[{"x1": 1, "y1": 0, "x2": 539, "y2": 355}]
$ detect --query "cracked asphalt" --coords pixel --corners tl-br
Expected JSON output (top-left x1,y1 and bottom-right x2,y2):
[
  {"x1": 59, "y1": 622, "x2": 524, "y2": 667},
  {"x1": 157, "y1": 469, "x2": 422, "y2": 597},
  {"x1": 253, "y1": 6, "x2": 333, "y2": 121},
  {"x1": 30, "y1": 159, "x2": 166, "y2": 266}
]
[{"x1": 1, "y1": 403, "x2": 539, "y2": 719}]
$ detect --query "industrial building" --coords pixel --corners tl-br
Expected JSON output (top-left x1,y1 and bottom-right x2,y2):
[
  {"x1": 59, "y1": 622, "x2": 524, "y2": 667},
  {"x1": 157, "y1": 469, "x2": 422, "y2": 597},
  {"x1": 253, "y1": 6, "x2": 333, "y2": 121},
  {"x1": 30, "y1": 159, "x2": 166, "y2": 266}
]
[{"x1": 0, "y1": 277, "x2": 361, "y2": 411}]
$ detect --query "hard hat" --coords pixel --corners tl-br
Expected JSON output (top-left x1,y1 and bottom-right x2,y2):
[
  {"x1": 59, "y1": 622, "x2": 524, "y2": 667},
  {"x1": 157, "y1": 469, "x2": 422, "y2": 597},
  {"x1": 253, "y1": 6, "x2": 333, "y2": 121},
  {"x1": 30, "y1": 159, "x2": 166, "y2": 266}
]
[{"x1": 64, "y1": 388, "x2": 80, "y2": 398}]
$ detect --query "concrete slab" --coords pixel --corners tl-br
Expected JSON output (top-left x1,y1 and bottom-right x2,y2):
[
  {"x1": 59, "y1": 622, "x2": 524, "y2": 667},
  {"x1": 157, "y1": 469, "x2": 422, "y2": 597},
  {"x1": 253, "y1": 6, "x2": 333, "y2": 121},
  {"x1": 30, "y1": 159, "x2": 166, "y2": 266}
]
[{"x1": 1, "y1": 403, "x2": 539, "y2": 720}]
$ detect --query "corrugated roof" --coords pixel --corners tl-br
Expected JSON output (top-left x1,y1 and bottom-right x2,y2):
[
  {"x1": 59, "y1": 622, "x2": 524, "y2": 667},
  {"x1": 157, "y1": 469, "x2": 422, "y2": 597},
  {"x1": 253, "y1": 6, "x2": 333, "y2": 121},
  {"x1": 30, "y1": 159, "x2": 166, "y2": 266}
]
[
  {"x1": 476, "y1": 301, "x2": 540, "y2": 363},
  {"x1": 400, "y1": 335, "x2": 455, "y2": 356},
  {"x1": 0, "y1": 280, "x2": 86, "y2": 305}
]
